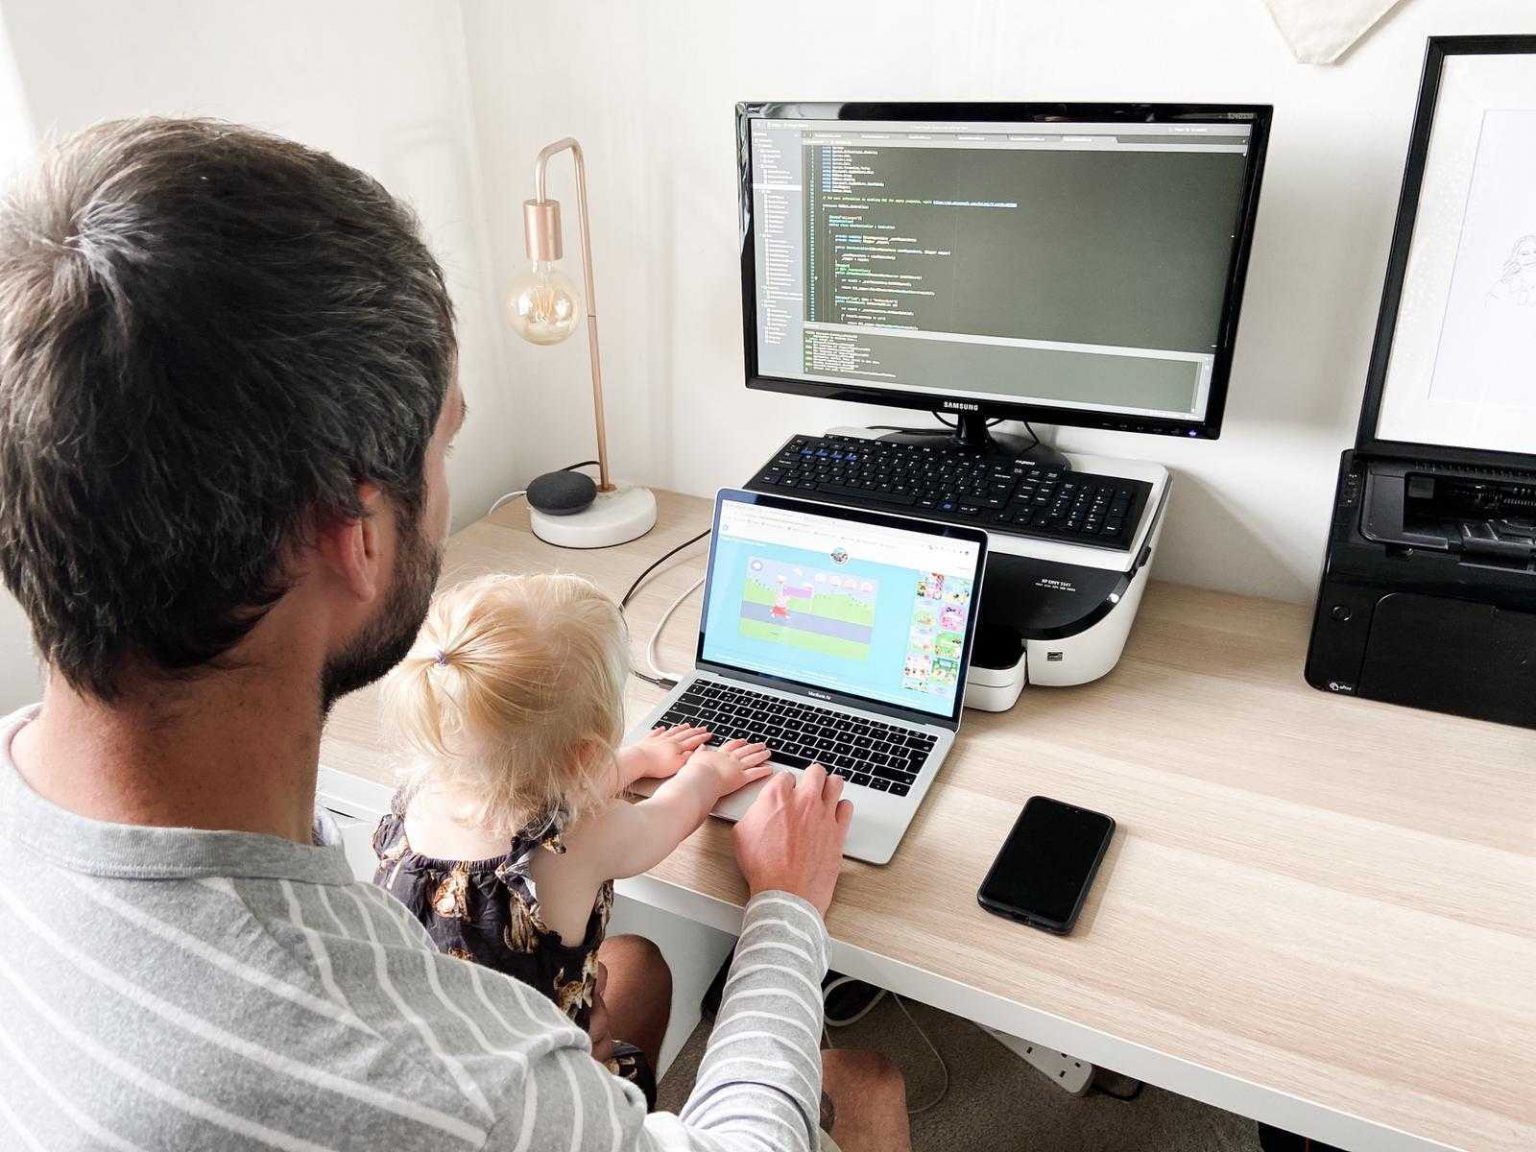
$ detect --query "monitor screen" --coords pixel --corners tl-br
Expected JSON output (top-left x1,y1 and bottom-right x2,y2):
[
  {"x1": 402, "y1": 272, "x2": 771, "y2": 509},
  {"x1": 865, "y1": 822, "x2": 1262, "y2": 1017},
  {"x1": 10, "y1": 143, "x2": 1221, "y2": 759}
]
[
  {"x1": 700, "y1": 494, "x2": 984, "y2": 719},
  {"x1": 743, "y1": 106, "x2": 1268, "y2": 436}
]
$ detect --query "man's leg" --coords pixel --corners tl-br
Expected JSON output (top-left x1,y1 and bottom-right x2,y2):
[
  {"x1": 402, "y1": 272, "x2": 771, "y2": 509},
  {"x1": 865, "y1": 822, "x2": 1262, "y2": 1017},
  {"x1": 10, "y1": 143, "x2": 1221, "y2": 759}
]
[
  {"x1": 821, "y1": 1049, "x2": 911, "y2": 1152},
  {"x1": 596, "y1": 933, "x2": 672, "y2": 1072}
]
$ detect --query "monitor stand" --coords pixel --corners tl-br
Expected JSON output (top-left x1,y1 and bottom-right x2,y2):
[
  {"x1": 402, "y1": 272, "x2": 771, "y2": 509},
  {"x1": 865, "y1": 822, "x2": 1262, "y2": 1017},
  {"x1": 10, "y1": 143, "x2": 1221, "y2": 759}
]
[{"x1": 871, "y1": 411, "x2": 1072, "y2": 471}]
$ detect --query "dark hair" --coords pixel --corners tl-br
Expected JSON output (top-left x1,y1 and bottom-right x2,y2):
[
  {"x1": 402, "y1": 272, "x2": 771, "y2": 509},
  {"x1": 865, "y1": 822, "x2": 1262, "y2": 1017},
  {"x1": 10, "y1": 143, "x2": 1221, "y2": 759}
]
[{"x1": 0, "y1": 118, "x2": 456, "y2": 699}]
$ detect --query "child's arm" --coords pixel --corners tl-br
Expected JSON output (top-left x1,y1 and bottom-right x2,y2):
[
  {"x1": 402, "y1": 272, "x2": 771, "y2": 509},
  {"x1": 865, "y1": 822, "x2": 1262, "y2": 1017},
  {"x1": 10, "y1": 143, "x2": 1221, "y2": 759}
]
[
  {"x1": 594, "y1": 739, "x2": 773, "y2": 879},
  {"x1": 531, "y1": 741, "x2": 774, "y2": 943},
  {"x1": 613, "y1": 723, "x2": 713, "y2": 789}
]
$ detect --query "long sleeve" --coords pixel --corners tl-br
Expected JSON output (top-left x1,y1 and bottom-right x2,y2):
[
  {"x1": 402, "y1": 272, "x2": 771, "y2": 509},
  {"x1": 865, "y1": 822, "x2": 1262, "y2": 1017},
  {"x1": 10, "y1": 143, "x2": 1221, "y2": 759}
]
[{"x1": 479, "y1": 890, "x2": 829, "y2": 1152}]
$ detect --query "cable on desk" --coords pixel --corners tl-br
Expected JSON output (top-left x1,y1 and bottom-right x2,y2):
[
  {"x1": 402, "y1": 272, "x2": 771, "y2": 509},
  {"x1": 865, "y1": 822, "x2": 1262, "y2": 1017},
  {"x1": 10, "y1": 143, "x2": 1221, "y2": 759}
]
[
  {"x1": 487, "y1": 489, "x2": 527, "y2": 515},
  {"x1": 619, "y1": 530, "x2": 710, "y2": 610},
  {"x1": 645, "y1": 575, "x2": 704, "y2": 684},
  {"x1": 615, "y1": 529, "x2": 711, "y2": 685}
]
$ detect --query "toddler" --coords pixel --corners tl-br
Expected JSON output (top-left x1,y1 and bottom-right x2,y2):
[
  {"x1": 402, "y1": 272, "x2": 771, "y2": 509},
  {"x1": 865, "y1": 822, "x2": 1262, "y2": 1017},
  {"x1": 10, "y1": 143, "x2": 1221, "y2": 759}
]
[{"x1": 371, "y1": 572, "x2": 771, "y2": 1105}]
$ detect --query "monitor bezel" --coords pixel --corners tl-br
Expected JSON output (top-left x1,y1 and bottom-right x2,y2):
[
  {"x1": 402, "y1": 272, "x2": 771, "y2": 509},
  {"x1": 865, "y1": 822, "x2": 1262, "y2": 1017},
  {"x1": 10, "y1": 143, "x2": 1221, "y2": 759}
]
[
  {"x1": 696, "y1": 488, "x2": 989, "y2": 730},
  {"x1": 737, "y1": 100, "x2": 1272, "y2": 441}
]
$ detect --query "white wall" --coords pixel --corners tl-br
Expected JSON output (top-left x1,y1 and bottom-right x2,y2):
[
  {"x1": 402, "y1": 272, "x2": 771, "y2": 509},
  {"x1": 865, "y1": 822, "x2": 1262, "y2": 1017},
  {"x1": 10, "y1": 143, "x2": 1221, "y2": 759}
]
[
  {"x1": 459, "y1": 0, "x2": 1536, "y2": 604},
  {"x1": 0, "y1": 11, "x2": 35, "y2": 710},
  {"x1": 0, "y1": 0, "x2": 523, "y2": 707},
  {"x1": 0, "y1": 0, "x2": 516, "y2": 533}
]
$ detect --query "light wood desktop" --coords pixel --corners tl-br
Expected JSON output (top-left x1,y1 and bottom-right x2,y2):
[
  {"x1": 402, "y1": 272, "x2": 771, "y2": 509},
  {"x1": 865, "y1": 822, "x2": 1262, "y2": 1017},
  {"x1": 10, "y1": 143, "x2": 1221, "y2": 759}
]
[{"x1": 320, "y1": 490, "x2": 1536, "y2": 1152}]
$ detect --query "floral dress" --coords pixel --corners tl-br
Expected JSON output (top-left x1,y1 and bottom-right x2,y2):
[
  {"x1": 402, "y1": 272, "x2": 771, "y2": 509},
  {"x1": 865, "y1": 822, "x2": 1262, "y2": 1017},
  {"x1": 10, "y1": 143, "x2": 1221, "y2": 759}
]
[{"x1": 372, "y1": 793, "x2": 656, "y2": 1107}]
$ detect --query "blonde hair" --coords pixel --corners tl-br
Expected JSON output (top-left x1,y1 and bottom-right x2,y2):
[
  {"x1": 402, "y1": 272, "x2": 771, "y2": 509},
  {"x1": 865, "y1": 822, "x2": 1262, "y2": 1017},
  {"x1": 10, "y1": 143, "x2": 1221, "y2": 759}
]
[{"x1": 382, "y1": 572, "x2": 630, "y2": 836}]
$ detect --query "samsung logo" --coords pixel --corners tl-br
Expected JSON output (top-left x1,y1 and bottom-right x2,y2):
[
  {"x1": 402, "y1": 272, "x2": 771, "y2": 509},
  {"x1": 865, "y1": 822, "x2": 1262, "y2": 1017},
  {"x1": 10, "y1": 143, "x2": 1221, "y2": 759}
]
[{"x1": 942, "y1": 400, "x2": 980, "y2": 412}]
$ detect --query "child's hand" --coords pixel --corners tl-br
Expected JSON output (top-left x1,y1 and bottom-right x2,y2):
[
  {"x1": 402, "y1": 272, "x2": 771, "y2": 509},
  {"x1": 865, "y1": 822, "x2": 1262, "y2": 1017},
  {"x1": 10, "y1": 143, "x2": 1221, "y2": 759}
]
[
  {"x1": 688, "y1": 739, "x2": 775, "y2": 797},
  {"x1": 619, "y1": 724, "x2": 713, "y2": 785}
]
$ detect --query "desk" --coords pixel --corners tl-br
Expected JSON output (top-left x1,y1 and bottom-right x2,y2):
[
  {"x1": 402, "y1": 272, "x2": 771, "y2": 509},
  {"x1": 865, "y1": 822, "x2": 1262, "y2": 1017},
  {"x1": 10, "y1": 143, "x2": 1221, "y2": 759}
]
[{"x1": 321, "y1": 491, "x2": 1536, "y2": 1152}]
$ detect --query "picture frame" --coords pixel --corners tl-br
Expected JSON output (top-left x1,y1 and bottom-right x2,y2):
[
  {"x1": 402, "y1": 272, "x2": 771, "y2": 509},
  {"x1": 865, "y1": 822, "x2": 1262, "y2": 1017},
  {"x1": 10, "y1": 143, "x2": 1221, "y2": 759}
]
[{"x1": 1358, "y1": 35, "x2": 1536, "y2": 468}]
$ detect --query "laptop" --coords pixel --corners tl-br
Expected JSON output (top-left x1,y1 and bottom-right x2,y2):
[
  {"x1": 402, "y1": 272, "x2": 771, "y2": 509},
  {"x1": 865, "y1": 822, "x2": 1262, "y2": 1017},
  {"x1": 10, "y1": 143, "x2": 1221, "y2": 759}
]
[{"x1": 628, "y1": 488, "x2": 988, "y2": 864}]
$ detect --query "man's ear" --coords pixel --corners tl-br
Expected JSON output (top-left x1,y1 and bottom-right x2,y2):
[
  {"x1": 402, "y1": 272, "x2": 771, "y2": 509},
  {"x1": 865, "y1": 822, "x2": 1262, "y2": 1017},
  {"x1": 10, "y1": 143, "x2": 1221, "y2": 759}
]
[{"x1": 312, "y1": 482, "x2": 390, "y2": 605}]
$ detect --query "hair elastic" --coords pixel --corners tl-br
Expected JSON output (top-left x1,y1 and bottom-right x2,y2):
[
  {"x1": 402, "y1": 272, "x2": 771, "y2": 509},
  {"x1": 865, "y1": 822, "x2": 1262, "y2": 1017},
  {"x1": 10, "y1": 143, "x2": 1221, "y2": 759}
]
[{"x1": 433, "y1": 648, "x2": 450, "y2": 666}]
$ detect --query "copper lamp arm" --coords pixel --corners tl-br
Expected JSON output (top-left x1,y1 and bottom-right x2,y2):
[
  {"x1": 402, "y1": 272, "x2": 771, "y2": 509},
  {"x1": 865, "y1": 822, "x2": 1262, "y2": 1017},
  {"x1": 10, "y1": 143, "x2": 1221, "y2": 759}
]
[{"x1": 531, "y1": 138, "x2": 611, "y2": 492}]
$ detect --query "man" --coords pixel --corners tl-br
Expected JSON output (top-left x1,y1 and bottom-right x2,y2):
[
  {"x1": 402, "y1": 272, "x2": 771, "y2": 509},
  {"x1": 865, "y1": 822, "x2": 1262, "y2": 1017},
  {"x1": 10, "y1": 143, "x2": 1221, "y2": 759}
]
[{"x1": 0, "y1": 118, "x2": 910, "y2": 1151}]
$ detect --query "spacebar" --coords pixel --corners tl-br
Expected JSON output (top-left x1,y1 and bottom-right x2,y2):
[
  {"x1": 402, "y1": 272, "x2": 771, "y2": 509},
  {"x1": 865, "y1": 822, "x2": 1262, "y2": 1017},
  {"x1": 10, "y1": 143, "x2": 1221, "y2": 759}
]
[
  {"x1": 770, "y1": 751, "x2": 814, "y2": 770},
  {"x1": 814, "y1": 484, "x2": 916, "y2": 507}
]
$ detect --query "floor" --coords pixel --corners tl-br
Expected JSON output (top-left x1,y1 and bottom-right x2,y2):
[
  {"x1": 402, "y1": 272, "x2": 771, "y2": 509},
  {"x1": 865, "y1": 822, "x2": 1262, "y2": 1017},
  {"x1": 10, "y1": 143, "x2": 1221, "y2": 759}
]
[{"x1": 657, "y1": 991, "x2": 1263, "y2": 1152}]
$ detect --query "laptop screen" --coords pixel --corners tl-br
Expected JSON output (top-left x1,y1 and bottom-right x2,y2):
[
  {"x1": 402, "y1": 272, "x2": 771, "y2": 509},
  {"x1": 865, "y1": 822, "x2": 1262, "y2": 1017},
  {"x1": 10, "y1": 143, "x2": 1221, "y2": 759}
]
[{"x1": 699, "y1": 492, "x2": 986, "y2": 720}]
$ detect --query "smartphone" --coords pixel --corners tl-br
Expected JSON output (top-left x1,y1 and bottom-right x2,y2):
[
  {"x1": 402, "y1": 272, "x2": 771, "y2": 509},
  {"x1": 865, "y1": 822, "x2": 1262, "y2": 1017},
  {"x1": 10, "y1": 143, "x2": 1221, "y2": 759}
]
[{"x1": 977, "y1": 796, "x2": 1115, "y2": 934}]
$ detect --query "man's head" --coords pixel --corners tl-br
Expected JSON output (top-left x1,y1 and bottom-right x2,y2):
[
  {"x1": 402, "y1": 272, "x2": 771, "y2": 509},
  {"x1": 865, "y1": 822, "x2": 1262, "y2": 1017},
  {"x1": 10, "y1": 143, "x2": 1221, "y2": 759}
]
[{"x1": 0, "y1": 117, "x2": 461, "y2": 706}]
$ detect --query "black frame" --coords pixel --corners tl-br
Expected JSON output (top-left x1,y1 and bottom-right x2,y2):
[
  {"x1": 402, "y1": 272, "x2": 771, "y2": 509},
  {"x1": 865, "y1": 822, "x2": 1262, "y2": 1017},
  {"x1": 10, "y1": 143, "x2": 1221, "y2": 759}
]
[
  {"x1": 695, "y1": 488, "x2": 989, "y2": 730},
  {"x1": 1356, "y1": 36, "x2": 1536, "y2": 470},
  {"x1": 737, "y1": 101, "x2": 1273, "y2": 440}
]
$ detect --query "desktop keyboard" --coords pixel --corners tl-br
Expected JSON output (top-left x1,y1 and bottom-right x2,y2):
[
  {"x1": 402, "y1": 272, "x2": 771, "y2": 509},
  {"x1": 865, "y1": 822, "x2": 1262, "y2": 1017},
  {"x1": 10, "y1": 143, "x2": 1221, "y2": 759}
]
[
  {"x1": 746, "y1": 434, "x2": 1152, "y2": 550},
  {"x1": 658, "y1": 680, "x2": 937, "y2": 798}
]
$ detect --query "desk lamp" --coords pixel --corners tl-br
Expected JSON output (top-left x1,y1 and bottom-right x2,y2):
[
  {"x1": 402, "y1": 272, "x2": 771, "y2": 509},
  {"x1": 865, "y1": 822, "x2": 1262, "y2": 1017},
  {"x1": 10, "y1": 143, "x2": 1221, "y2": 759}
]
[{"x1": 506, "y1": 137, "x2": 656, "y2": 548}]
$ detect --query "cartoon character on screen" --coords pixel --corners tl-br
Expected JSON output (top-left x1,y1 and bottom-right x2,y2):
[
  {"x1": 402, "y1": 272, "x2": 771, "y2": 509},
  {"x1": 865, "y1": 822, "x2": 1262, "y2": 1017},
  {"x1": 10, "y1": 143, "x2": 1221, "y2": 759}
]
[
  {"x1": 938, "y1": 604, "x2": 964, "y2": 631},
  {"x1": 1489, "y1": 234, "x2": 1536, "y2": 306},
  {"x1": 770, "y1": 574, "x2": 791, "y2": 620}
]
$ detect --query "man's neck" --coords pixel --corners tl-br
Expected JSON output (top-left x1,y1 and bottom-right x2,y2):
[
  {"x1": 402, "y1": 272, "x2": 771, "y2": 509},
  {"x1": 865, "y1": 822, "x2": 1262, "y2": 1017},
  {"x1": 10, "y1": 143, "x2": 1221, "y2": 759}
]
[{"x1": 10, "y1": 667, "x2": 325, "y2": 845}]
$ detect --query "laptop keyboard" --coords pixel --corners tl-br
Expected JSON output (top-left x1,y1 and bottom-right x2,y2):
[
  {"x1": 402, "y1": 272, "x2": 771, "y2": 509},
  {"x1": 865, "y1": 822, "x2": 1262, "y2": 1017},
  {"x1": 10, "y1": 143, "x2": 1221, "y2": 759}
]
[{"x1": 657, "y1": 681, "x2": 939, "y2": 797}]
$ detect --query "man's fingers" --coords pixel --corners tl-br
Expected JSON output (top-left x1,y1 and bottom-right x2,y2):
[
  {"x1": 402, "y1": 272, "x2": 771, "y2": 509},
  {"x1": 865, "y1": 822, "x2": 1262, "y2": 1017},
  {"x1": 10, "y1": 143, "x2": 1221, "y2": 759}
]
[
  {"x1": 835, "y1": 797, "x2": 854, "y2": 830},
  {"x1": 801, "y1": 761, "x2": 828, "y2": 788},
  {"x1": 765, "y1": 769, "x2": 795, "y2": 797},
  {"x1": 822, "y1": 771, "x2": 845, "y2": 805}
]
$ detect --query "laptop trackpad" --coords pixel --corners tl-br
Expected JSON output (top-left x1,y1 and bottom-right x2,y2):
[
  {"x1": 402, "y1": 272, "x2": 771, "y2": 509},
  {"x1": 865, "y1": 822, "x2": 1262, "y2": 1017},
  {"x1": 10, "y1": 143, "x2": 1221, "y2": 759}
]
[
  {"x1": 709, "y1": 769, "x2": 789, "y2": 822},
  {"x1": 628, "y1": 765, "x2": 795, "y2": 823}
]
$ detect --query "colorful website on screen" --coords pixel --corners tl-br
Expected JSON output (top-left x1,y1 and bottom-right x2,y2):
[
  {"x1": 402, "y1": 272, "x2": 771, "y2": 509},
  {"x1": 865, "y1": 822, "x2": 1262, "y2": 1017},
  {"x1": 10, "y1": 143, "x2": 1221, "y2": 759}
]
[{"x1": 702, "y1": 498, "x2": 982, "y2": 717}]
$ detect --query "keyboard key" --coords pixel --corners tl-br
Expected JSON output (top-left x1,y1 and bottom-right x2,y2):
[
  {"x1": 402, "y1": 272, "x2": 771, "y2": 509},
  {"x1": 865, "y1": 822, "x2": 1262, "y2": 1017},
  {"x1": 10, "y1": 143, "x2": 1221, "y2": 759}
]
[{"x1": 851, "y1": 772, "x2": 873, "y2": 787}]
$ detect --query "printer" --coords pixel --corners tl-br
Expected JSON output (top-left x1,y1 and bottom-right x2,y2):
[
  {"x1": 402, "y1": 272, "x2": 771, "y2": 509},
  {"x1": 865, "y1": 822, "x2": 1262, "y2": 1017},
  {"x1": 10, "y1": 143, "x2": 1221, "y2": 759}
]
[
  {"x1": 1305, "y1": 37, "x2": 1536, "y2": 729},
  {"x1": 966, "y1": 452, "x2": 1170, "y2": 710},
  {"x1": 1307, "y1": 456, "x2": 1536, "y2": 727}
]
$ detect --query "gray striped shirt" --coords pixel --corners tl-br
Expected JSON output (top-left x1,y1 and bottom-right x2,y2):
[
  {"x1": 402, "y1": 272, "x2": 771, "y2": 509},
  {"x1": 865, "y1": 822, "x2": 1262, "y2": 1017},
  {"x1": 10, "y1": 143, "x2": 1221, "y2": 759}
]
[{"x1": 0, "y1": 707, "x2": 830, "y2": 1151}]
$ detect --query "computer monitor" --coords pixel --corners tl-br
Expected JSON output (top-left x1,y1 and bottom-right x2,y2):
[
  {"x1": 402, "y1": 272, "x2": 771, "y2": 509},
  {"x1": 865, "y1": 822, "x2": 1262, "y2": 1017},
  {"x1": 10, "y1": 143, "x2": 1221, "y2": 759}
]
[{"x1": 738, "y1": 102, "x2": 1271, "y2": 447}]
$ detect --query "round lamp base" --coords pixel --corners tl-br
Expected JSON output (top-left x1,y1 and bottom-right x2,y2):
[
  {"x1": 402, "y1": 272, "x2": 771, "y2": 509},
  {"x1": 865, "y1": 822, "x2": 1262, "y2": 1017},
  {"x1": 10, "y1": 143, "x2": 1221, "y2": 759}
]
[{"x1": 530, "y1": 483, "x2": 657, "y2": 549}]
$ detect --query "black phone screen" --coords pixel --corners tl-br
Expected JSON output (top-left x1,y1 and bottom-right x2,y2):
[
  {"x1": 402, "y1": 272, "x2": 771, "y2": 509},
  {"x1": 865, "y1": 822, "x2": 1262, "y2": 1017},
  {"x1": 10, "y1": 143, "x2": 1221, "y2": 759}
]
[{"x1": 977, "y1": 796, "x2": 1114, "y2": 930}]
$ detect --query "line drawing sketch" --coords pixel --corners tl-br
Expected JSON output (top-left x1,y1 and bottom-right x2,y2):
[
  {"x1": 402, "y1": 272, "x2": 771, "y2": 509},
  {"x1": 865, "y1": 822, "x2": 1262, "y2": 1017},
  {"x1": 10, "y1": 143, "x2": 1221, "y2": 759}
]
[{"x1": 1488, "y1": 233, "x2": 1536, "y2": 306}]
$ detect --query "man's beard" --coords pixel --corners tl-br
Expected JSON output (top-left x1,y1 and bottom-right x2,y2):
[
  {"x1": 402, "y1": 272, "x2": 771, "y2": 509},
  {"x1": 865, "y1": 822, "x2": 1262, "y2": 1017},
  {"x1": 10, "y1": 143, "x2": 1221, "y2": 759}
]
[{"x1": 320, "y1": 506, "x2": 442, "y2": 711}]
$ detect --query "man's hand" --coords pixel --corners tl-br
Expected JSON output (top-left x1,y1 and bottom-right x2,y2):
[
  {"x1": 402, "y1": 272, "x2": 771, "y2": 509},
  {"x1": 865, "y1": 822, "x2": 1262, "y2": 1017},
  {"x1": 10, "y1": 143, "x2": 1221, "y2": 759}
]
[
  {"x1": 733, "y1": 763, "x2": 853, "y2": 917},
  {"x1": 617, "y1": 724, "x2": 712, "y2": 788},
  {"x1": 686, "y1": 739, "x2": 774, "y2": 797}
]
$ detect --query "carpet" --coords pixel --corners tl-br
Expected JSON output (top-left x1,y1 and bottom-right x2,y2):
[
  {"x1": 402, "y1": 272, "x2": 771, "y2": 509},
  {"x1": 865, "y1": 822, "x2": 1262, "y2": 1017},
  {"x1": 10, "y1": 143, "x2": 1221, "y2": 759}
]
[{"x1": 658, "y1": 993, "x2": 1262, "y2": 1151}]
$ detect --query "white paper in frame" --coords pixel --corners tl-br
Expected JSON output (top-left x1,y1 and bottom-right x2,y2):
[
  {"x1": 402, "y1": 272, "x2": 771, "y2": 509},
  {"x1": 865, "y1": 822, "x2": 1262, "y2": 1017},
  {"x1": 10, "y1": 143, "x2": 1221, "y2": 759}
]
[{"x1": 1375, "y1": 53, "x2": 1536, "y2": 457}]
